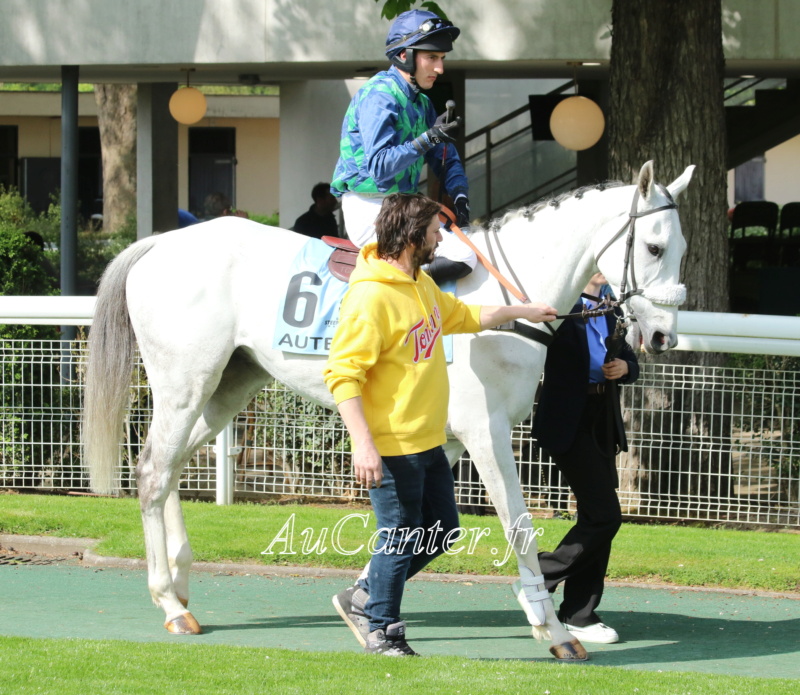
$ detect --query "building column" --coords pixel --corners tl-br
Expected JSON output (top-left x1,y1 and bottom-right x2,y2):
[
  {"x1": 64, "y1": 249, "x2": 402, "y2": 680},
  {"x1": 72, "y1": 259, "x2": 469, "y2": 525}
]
[
  {"x1": 137, "y1": 83, "x2": 178, "y2": 238},
  {"x1": 279, "y1": 80, "x2": 356, "y2": 230},
  {"x1": 60, "y1": 65, "x2": 79, "y2": 299}
]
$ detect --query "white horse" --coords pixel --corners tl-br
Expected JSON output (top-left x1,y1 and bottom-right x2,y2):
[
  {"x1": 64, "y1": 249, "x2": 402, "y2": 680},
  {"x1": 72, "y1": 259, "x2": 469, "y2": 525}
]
[{"x1": 83, "y1": 161, "x2": 694, "y2": 661}]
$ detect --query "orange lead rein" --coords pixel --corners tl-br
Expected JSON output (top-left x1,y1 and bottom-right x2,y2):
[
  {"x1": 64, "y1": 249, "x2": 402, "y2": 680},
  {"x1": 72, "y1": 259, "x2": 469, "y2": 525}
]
[{"x1": 438, "y1": 205, "x2": 529, "y2": 303}]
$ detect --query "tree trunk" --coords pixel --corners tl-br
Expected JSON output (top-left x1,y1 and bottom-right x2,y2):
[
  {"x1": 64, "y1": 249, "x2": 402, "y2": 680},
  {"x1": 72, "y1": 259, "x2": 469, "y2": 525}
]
[
  {"x1": 609, "y1": 0, "x2": 728, "y2": 317},
  {"x1": 93, "y1": 84, "x2": 137, "y2": 233},
  {"x1": 609, "y1": 1, "x2": 734, "y2": 517}
]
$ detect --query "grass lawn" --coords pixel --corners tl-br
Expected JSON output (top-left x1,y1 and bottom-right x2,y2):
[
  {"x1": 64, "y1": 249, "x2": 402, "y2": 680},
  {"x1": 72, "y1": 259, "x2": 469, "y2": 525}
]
[
  {"x1": 1, "y1": 492, "x2": 798, "y2": 694},
  {"x1": 1, "y1": 636, "x2": 798, "y2": 695},
  {"x1": 1, "y1": 492, "x2": 798, "y2": 593}
]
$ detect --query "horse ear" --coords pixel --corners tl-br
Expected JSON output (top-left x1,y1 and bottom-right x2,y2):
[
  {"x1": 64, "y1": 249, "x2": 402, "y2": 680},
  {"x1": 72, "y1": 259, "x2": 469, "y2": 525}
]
[
  {"x1": 637, "y1": 160, "x2": 655, "y2": 200},
  {"x1": 666, "y1": 164, "x2": 696, "y2": 200}
]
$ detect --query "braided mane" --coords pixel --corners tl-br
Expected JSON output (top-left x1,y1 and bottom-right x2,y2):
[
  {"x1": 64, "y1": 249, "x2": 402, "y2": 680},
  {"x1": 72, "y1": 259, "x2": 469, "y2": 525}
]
[{"x1": 484, "y1": 181, "x2": 627, "y2": 233}]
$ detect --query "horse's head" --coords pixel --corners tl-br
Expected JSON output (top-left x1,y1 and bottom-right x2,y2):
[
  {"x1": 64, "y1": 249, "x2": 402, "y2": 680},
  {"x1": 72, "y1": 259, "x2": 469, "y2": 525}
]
[{"x1": 596, "y1": 161, "x2": 694, "y2": 354}]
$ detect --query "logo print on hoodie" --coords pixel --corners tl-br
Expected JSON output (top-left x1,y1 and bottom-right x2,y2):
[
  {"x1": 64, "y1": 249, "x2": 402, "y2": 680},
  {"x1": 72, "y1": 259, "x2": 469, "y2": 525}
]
[{"x1": 405, "y1": 306, "x2": 442, "y2": 363}]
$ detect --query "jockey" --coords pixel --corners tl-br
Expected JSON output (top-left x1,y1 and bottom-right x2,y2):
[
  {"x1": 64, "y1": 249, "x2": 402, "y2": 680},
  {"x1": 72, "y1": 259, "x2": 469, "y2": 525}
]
[{"x1": 330, "y1": 9, "x2": 477, "y2": 285}]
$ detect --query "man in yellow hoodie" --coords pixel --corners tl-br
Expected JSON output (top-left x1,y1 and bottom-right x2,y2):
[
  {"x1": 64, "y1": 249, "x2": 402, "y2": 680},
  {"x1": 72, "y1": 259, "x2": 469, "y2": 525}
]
[{"x1": 323, "y1": 193, "x2": 557, "y2": 656}]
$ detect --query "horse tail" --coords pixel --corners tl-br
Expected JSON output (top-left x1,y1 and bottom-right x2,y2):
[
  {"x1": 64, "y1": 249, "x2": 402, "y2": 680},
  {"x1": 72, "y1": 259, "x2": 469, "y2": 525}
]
[{"x1": 83, "y1": 237, "x2": 158, "y2": 494}]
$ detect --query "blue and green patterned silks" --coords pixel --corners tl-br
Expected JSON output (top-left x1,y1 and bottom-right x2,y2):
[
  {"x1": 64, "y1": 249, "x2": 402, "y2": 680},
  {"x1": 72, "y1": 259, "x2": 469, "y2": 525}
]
[{"x1": 331, "y1": 66, "x2": 468, "y2": 199}]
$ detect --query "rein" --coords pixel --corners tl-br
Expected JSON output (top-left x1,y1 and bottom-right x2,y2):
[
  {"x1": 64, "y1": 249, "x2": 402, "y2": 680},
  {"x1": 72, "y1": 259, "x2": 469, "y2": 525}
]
[{"x1": 438, "y1": 206, "x2": 530, "y2": 303}]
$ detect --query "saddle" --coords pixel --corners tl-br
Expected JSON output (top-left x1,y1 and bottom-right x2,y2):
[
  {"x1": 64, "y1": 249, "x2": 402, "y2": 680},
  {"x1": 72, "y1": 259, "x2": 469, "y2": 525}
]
[{"x1": 322, "y1": 235, "x2": 359, "y2": 282}]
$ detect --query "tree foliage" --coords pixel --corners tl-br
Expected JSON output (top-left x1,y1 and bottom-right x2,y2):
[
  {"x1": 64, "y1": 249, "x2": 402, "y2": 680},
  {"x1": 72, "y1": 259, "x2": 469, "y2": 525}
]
[
  {"x1": 0, "y1": 187, "x2": 58, "y2": 306},
  {"x1": 374, "y1": 0, "x2": 448, "y2": 20}
]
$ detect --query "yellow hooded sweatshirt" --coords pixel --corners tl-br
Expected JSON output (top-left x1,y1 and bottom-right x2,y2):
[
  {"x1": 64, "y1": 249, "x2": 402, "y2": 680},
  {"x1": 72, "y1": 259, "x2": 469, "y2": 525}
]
[{"x1": 323, "y1": 242, "x2": 482, "y2": 456}]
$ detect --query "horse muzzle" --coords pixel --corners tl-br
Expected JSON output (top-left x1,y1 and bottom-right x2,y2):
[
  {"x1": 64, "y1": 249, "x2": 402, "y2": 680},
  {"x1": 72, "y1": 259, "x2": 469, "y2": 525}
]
[{"x1": 648, "y1": 328, "x2": 678, "y2": 353}]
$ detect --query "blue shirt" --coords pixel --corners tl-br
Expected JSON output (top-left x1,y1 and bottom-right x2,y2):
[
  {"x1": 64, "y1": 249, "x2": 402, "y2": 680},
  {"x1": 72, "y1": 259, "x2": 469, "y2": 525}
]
[
  {"x1": 584, "y1": 296, "x2": 609, "y2": 383},
  {"x1": 178, "y1": 209, "x2": 199, "y2": 228}
]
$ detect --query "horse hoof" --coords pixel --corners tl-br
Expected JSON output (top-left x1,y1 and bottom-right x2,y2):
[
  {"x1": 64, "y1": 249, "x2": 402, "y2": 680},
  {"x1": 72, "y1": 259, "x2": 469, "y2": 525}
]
[
  {"x1": 165, "y1": 612, "x2": 202, "y2": 635},
  {"x1": 549, "y1": 639, "x2": 588, "y2": 661}
]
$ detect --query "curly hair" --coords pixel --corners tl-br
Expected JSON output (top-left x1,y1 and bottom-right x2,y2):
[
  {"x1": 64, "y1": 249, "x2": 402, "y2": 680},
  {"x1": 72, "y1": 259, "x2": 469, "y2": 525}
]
[{"x1": 375, "y1": 193, "x2": 441, "y2": 260}]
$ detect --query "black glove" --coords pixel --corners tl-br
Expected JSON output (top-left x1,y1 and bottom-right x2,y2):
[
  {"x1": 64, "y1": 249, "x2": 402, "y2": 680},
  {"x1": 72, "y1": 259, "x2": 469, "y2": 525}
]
[
  {"x1": 411, "y1": 115, "x2": 462, "y2": 154},
  {"x1": 454, "y1": 195, "x2": 470, "y2": 228}
]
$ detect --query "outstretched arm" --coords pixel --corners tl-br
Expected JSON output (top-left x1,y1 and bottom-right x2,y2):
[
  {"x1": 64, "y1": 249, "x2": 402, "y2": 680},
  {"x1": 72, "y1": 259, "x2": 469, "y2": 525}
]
[{"x1": 479, "y1": 302, "x2": 558, "y2": 330}]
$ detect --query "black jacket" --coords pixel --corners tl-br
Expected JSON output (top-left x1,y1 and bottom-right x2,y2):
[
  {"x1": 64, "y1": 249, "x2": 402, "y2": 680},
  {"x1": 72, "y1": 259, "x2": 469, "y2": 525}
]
[{"x1": 532, "y1": 300, "x2": 639, "y2": 455}]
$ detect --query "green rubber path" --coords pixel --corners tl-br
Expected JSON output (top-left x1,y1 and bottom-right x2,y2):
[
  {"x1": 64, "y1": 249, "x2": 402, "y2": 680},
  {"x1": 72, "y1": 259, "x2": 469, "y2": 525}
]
[{"x1": 1, "y1": 564, "x2": 797, "y2": 679}]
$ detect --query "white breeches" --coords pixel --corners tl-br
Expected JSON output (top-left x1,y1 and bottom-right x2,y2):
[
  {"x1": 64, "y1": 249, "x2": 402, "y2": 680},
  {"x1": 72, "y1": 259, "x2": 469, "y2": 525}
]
[{"x1": 341, "y1": 191, "x2": 477, "y2": 269}]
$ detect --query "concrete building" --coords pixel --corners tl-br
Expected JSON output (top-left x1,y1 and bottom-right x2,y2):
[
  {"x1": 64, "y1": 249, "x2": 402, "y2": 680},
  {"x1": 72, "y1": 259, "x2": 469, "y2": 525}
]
[{"x1": 1, "y1": 0, "x2": 799, "y2": 232}]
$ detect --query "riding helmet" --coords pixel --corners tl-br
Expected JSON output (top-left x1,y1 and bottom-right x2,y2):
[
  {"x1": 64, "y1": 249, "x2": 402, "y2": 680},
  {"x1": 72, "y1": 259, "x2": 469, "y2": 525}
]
[{"x1": 385, "y1": 9, "x2": 461, "y2": 73}]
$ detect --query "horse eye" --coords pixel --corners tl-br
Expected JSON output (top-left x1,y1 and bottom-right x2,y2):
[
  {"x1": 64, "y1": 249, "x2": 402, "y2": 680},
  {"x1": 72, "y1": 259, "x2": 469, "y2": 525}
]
[{"x1": 647, "y1": 244, "x2": 661, "y2": 257}]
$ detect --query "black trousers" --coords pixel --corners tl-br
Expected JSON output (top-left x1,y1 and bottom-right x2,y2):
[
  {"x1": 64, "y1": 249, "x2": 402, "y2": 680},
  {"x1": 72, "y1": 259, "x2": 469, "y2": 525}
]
[{"x1": 538, "y1": 394, "x2": 622, "y2": 627}]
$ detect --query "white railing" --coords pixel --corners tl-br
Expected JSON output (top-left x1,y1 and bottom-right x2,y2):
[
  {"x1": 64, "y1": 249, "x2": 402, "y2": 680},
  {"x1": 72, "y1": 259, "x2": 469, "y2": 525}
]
[
  {"x1": 2, "y1": 296, "x2": 798, "y2": 355},
  {"x1": 674, "y1": 311, "x2": 800, "y2": 356},
  {"x1": 0, "y1": 297, "x2": 96, "y2": 326},
  {"x1": 1, "y1": 297, "x2": 798, "y2": 526}
]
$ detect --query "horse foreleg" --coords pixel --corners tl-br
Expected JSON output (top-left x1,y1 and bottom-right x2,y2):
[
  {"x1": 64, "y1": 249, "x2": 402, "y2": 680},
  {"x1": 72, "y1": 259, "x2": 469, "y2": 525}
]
[
  {"x1": 505, "y1": 515, "x2": 586, "y2": 660},
  {"x1": 458, "y1": 421, "x2": 587, "y2": 661}
]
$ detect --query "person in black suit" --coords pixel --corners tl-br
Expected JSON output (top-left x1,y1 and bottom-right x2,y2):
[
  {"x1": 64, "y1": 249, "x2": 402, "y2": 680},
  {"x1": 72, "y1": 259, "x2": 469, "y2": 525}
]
[{"x1": 532, "y1": 272, "x2": 639, "y2": 644}]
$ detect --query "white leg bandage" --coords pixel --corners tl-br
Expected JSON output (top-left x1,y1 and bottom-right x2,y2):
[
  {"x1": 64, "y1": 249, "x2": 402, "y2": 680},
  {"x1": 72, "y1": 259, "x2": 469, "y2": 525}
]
[{"x1": 512, "y1": 565, "x2": 551, "y2": 626}]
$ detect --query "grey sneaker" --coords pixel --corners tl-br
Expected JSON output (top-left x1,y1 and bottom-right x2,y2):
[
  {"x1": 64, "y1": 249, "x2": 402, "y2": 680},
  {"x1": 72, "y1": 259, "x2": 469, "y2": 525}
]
[
  {"x1": 364, "y1": 620, "x2": 419, "y2": 656},
  {"x1": 333, "y1": 584, "x2": 371, "y2": 647}
]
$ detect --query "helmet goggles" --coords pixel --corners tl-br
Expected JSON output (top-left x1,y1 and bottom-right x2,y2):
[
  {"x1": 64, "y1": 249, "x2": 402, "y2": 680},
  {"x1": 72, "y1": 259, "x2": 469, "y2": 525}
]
[{"x1": 385, "y1": 18, "x2": 455, "y2": 53}]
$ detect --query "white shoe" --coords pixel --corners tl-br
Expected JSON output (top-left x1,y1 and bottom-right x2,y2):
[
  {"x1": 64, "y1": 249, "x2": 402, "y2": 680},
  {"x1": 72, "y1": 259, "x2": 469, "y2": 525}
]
[{"x1": 563, "y1": 621, "x2": 619, "y2": 644}]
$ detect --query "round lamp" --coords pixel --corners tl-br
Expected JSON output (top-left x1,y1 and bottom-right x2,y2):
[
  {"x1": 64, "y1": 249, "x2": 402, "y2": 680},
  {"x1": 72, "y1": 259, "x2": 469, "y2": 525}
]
[
  {"x1": 169, "y1": 86, "x2": 207, "y2": 125},
  {"x1": 549, "y1": 96, "x2": 605, "y2": 151}
]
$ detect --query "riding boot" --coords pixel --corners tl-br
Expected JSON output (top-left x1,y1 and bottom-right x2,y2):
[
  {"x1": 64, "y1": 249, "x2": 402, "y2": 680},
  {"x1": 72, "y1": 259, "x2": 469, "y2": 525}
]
[{"x1": 426, "y1": 257, "x2": 472, "y2": 285}]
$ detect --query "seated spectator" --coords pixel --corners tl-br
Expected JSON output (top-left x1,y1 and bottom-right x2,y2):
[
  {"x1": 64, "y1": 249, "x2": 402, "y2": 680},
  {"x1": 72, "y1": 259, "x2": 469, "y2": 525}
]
[
  {"x1": 178, "y1": 209, "x2": 199, "y2": 228},
  {"x1": 203, "y1": 192, "x2": 249, "y2": 219},
  {"x1": 292, "y1": 182, "x2": 340, "y2": 239}
]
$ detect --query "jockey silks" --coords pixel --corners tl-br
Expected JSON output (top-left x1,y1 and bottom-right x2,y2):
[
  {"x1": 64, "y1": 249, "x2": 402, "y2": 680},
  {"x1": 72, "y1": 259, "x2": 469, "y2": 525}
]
[{"x1": 330, "y1": 66, "x2": 468, "y2": 200}]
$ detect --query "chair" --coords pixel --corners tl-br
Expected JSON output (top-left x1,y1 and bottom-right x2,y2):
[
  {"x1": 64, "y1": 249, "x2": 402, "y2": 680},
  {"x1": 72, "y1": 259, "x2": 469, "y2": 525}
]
[
  {"x1": 729, "y1": 201, "x2": 779, "y2": 270},
  {"x1": 776, "y1": 202, "x2": 800, "y2": 266},
  {"x1": 730, "y1": 201, "x2": 779, "y2": 238}
]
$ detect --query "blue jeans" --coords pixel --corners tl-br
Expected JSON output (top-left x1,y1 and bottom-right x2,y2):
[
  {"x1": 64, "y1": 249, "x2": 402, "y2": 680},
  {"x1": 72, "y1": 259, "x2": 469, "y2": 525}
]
[{"x1": 360, "y1": 446, "x2": 459, "y2": 632}]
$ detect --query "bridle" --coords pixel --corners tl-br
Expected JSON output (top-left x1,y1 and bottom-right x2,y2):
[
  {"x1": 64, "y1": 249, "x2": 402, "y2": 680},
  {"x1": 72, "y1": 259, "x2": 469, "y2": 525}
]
[
  {"x1": 593, "y1": 183, "x2": 680, "y2": 307},
  {"x1": 556, "y1": 184, "x2": 683, "y2": 324},
  {"x1": 440, "y1": 183, "x2": 685, "y2": 346}
]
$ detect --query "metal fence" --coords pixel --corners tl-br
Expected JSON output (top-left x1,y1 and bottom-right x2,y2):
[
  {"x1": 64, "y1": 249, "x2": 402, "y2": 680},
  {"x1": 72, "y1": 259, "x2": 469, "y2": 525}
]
[{"x1": 1, "y1": 337, "x2": 797, "y2": 527}]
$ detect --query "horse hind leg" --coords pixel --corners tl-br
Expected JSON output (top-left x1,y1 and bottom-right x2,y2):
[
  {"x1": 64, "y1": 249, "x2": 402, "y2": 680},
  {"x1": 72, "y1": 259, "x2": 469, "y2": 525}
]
[
  {"x1": 158, "y1": 350, "x2": 269, "y2": 632},
  {"x1": 164, "y1": 487, "x2": 192, "y2": 609},
  {"x1": 137, "y1": 406, "x2": 206, "y2": 635}
]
